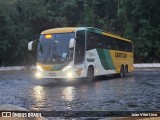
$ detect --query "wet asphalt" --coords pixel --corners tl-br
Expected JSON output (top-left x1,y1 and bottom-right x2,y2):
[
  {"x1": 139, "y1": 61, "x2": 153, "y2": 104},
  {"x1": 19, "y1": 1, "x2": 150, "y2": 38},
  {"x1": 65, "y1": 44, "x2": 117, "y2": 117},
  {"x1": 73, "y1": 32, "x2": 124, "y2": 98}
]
[{"x1": 0, "y1": 69, "x2": 160, "y2": 113}]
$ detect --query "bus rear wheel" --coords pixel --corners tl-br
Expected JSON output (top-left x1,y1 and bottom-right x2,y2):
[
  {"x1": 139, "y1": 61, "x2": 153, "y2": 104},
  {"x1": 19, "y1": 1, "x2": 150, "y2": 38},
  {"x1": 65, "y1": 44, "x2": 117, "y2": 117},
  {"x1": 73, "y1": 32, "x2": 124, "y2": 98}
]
[
  {"x1": 120, "y1": 66, "x2": 125, "y2": 77},
  {"x1": 124, "y1": 65, "x2": 128, "y2": 75},
  {"x1": 86, "y1": 67, "x2": 94, "y2": 82}
]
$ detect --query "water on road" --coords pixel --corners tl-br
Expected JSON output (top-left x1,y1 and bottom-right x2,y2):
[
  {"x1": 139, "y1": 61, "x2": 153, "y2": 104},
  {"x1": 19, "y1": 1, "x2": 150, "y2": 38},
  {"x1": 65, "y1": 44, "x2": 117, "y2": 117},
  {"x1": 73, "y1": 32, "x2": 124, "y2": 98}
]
[{"x1": 0, "y1": 69, "x2": 160, "y2": 111}]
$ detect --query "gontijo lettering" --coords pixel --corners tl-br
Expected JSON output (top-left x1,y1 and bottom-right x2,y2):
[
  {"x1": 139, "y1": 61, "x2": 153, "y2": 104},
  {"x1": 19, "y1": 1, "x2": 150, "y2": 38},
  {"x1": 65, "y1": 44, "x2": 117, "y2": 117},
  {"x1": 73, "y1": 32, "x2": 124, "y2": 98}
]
[{"x1": 115, "y1": 52, "x2": 127, "y2": 58}]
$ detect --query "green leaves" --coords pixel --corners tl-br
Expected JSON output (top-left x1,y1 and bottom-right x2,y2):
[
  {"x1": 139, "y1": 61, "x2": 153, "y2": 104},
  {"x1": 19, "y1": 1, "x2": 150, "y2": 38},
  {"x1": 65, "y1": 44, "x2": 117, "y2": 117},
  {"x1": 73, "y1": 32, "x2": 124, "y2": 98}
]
[{"x1": 0, "y1": 0, "x2": 160, "y2": 65}]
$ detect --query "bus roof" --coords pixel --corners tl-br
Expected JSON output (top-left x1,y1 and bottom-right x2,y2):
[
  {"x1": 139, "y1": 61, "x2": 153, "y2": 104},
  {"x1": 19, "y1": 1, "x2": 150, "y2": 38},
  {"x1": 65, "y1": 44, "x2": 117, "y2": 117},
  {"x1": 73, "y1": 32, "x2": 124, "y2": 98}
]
[
  {"x1": 41, "y1": 27, "x2": 83, "y2": 34},
  {"x1": 41, "y1": 27, "x2": 132, "y2": 42}
]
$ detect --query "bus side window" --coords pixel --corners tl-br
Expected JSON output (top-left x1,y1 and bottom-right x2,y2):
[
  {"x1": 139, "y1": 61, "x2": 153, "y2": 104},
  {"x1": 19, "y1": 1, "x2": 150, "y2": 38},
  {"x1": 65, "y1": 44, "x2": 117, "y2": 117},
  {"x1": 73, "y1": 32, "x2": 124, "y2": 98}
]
[
  {"x1": 104, "y1": 36, "x2": 110, "y2": 49},
  {"x1": 87, "y1": 31, "x2": 96, "y2": 50},
  {"x1": 97, "y1": 33, "x2": 105, "y2": 49}
]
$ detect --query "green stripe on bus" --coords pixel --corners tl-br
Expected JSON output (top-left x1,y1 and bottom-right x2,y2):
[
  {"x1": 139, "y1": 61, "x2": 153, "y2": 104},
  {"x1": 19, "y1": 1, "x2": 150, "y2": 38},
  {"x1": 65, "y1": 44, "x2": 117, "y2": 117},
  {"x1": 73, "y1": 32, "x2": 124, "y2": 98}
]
[
  {"x1": 96, "y1": 48, "x2": 115, "y2": 70},
  {"x1": 96, "y1": 48, "x2": 110, "y2": 70},
  {"x1": 103, "y1": 49, "x2": 115, "y2": 70}
]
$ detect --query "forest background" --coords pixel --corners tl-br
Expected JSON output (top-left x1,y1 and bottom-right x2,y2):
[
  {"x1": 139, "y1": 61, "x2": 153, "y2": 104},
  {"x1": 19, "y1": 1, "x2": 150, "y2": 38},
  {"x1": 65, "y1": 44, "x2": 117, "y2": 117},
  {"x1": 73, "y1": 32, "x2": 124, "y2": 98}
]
[{"x1": 0, "y1": 0, "x2": 160, "y2": 66}]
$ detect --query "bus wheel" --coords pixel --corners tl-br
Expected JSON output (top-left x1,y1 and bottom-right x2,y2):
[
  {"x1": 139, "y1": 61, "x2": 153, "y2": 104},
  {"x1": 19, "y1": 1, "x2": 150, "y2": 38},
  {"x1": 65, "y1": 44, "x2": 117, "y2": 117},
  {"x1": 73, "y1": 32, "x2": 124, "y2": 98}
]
[
  {"x1": 87, "y1": 67, "x2": 94, "y2": 82},
  {"x1": 124, "y1": 65, "x2": 128, "y2": 76},
  {"x1": 120, "y1": 66, "x2": 125, "y2": 77}
]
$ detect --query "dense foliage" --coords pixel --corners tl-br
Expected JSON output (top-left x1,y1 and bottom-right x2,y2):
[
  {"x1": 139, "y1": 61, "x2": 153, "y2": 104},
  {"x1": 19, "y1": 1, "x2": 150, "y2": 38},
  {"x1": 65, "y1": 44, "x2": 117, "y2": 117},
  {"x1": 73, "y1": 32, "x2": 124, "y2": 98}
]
[{"x1": 0, "y1": 0, "x2": 160, "y2": 66}]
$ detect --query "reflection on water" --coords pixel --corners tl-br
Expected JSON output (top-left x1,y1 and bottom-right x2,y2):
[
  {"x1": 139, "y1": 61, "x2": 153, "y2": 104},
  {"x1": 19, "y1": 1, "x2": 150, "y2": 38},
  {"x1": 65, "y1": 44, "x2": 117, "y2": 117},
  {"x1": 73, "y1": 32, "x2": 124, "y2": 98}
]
[
  {"x1": 62, "y1": 87, "x2": 75, "y2": 102},
  {"x1": 61, "y1": 87, "x2": 76, "y2": 110},
  {"x1": 95, "y1": 82, "x2": 101, "y2": 89},
  {"x1": 81, "y1": 84, "x2": 87, "y2": 92},
  {"x1": 129, "y1": 77, "x2": 136, "y2": 81},
  {"x1": 32, "y1": 86, "x2": 45, "y2": 108}
]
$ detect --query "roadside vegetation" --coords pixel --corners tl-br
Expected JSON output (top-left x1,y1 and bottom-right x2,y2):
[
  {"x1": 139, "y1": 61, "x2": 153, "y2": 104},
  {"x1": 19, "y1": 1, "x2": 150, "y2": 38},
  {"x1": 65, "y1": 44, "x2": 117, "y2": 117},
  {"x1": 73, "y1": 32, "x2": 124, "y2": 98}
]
[{"x1": 0, "y1": 0, "x2": 160, "y2": 66}]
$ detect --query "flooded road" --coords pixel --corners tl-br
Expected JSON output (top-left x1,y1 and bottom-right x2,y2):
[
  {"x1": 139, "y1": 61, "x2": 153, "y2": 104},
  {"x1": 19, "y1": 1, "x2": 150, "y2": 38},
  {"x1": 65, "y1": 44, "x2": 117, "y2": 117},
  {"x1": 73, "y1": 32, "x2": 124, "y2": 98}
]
[{"x1": 0, "y1": 69, "x2": 160, "y2": 112}]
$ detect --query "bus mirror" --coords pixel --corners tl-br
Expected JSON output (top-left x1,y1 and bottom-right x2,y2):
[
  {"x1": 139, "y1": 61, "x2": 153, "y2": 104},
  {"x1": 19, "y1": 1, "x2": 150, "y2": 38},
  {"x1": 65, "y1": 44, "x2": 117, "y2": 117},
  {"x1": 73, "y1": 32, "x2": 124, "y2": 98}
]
[
  {"x1": 28, "y1": 41, "x2": 33, "y2": 50},
  {"x1": 69, "y1": 38, "x2": 75, "y2": 48}
]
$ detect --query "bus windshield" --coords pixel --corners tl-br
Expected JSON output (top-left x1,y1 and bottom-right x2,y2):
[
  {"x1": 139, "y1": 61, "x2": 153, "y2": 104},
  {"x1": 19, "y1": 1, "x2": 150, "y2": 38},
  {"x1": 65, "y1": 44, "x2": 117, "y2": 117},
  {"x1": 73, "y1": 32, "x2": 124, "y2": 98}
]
[{"x1": 37, "y1": 32, "x2": 75, "y2": 64}]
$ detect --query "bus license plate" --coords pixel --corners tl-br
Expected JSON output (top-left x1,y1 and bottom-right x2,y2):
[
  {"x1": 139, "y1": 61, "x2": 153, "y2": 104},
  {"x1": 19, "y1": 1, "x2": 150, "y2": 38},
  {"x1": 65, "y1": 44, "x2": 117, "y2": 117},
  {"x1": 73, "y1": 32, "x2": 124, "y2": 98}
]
[{"x1": 49, "y1": 73, "x2": 56, "y2": 76}]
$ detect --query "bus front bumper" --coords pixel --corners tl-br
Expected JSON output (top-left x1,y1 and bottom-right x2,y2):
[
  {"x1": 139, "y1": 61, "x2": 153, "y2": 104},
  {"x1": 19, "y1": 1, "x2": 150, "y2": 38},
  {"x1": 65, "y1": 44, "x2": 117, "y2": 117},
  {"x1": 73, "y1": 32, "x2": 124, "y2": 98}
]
[{"x1": 35, "y1": 70, "x2": 76, "y2": 79}]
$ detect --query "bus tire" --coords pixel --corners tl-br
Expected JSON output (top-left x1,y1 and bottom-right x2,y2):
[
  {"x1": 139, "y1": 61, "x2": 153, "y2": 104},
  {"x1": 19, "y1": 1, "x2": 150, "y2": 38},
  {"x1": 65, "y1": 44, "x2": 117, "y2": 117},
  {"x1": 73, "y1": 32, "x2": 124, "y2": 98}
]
[
  {"x1": 86, "y1": 67, "x2": 94, "y2": 82},
  {"x1": 120, "y1": 66, "x2": 125, "y2": 77},
  {"x1": 124, "y1": 65, "x2": 128, "y2": 76}
]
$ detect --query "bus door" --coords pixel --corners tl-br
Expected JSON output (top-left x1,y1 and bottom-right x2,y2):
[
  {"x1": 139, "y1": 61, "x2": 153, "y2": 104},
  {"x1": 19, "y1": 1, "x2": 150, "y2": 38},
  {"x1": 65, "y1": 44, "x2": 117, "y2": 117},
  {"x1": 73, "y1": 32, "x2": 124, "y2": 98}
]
[{"x1": 74, "y1": 30, "x2": 86, "y2": 78}]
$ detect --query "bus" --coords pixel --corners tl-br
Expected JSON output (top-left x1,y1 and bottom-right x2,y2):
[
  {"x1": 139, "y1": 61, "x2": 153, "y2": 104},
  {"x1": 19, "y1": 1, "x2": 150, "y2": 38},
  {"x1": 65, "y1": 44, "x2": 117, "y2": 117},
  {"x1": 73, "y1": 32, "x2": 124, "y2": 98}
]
[{"x1": 28, "y1": 27, "x2": 133, "y2": 81}]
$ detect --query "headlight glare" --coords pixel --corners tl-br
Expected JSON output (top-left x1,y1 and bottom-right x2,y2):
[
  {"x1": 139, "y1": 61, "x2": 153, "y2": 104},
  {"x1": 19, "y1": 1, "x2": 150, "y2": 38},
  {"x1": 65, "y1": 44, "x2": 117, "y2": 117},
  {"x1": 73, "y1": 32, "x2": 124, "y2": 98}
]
[
  {"x1": 36, "y1": 65, "x2": 44, "y2": 71},
  {"x1": 62, "y1": 65, "x2": 72, "y2": 71},
  {"x1": 35, "y1": 72, "x2": 41, "y2": 78},
  {"x1": 67, "y1": 72, "x2": 73, "y2": 78}
]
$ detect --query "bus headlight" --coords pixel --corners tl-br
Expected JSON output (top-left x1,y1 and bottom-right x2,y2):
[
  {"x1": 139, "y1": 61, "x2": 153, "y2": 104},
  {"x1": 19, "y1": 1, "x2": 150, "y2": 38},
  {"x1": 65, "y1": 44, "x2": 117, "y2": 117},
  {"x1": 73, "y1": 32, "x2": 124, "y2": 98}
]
[
  {"x1": 62, "y1": 65, "x2": 72, "y2": 71},
  {"x1": 67, "y1": 72, "x2": 73, "y2": 79},
  {"x1": 35, "y1": 72, "x2": 41, "y2": 78},
  {"x1": 36, "y1": 65, "x2": 44, "y2": 71}
]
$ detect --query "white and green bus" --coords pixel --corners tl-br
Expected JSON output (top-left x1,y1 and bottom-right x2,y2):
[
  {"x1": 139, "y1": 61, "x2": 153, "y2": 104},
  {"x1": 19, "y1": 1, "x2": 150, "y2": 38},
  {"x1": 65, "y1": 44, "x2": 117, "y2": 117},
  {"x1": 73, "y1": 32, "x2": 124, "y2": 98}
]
[{"x1": 28, "y1": 27, "x2": 134, "y2": 81}]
